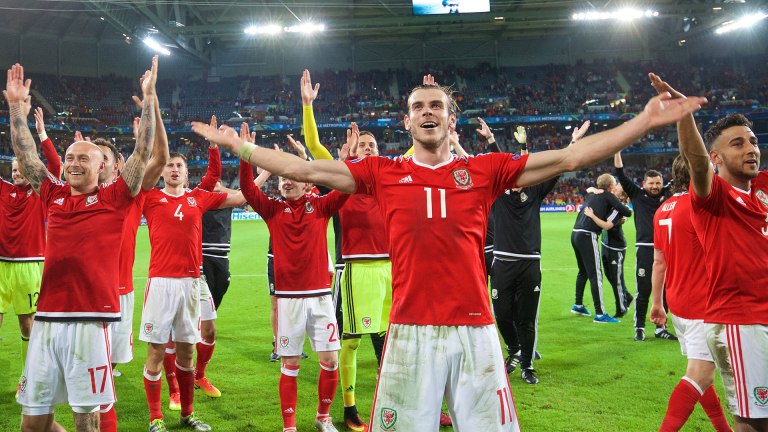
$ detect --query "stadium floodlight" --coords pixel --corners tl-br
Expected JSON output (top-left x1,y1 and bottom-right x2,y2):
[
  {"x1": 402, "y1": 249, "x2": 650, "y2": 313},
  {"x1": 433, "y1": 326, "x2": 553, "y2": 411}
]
[
  {"x1": 284, "y1": 23, "x2": 325, "y2": 33},
  {"x1": 715, "y1": 11, "x2": 768, "y2": 34},
  {"x1": 571, "y1": 8, "x2": 659, "y2": 21},
  {"x1": 143, "y1": 37, "x2": 171, "y2": 55},
  {"x1": 244, "y1": 24, "x2": 283, "y2": 35}
]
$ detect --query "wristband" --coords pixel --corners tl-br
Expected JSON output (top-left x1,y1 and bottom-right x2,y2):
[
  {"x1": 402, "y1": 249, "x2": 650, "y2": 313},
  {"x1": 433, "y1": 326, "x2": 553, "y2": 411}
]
[
  {"x1": 238, "y1": 141, "x2": 257, "y2": 161},
  {"x1": 486, "y1": 136, "x2": 495, "y2": 144},
  {"x1": 39, "y1": 131, "x2": 48, "y2": 142}
]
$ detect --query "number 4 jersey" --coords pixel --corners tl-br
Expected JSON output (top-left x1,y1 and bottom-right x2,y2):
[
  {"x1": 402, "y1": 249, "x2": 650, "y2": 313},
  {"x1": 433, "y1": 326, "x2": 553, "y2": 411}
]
[
  {"x1": 344, "y1": 153, "x2": 528, "y2": 326},
  {"x1": 143, "y1": 188, "x2": 226, "y2": 278}
]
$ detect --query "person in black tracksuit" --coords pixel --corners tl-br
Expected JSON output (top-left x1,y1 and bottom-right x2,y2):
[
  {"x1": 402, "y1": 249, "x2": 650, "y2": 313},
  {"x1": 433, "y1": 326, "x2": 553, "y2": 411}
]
[
  {"x1": 571, "y1": 174, "x2": 632, "y2": 322},
  {"x1": 614, "y1": 153, "x2": 675, "y2": 341},
  {"x1": 202, "y1": 207, "x2": 233, "y2": 309},
  {"x1": 597, "y1": 187, "x2": 633, "y2": 318}
]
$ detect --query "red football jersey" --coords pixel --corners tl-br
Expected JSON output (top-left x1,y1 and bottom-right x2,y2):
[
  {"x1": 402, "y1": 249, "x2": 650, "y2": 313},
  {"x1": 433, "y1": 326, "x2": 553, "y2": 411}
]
[
  {"x1": 690, "y1": 174, "x2": 768, "y2": 325},
  {"x1": 0, "y1": 181, "x2": 46, "y2": 261},
  {"x1": 751, "y1": 171, "x2": 768, "y2": 206},
  {"x1": 143, "y1": 188, "x2": 226, "y2": 278},
  {"x1": 118, "y1": 191, "x2": 147, "y2": 294},
  {"x1": 339, "y1": 194, "x2": 389, "y2": 261},
  {"x1": 37, "y1": 176, "x2": 133, "y2": 321},
  {"x1": 344, "y1": 153, "x2": 528, "y2": 325},
  {"x1": 652, "y1": 193, "x2": 707, "y2": 320},
  {"x1": 240, "y1": 161, "x2": 348, "y2": 297}
]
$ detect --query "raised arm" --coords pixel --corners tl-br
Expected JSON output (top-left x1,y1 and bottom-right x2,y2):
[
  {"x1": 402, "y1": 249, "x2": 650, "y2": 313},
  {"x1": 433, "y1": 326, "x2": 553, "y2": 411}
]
[
  {"x1": 301, "y1": 70, "x2": 333, "y2": 160},
  {"x1": 449, "y1": 128, "x2": 469, "y2": 158},
  {"x1": 122, "y1": 56, "x2": 158, "y2": 196},
  {"x1": 514, "y1": 94, "x2": 706, "y2": 188},
  {"x1": 34, "y1": 107, "x2": 61, "y2": 177},
  {"x1": 513, "y1": 125, "x2": 526, "y2": 155},
  {"x1": 192, "y1": 122, "x2": 357, "y2": 194},
  {"x1": 649, "y1": 73, "x2": 712, "y2": 198},
  {"x1": 198, "y1": 117, "x2": 223, "y2": 191},
  {"x1": 476, "y1": 117, "x2": 501, "y2": 153},
  {"x1": 131, "y1": 93, "x2": 169, "y2": 191},
  {"x1": 4, "y1": 64, "x2": 48, "y2": 193}
]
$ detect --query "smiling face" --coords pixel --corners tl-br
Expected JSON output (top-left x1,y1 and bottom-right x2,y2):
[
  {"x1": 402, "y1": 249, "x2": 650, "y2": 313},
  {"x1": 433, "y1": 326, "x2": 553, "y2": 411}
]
[
  {"x1": 710, "y1": 125, "x2": 760, "y2": 182},
  {"x1": 357, "y1": 132, "x2": 379, "y2": 157},
  {"x1": 279, "y1": 176, "x2": 309, "y2": 201},
  {"x1": 63, "y1": 141, "x2": 104, "y2": 192},
  {"x1": 11, "y1": 160, "x2": 28, "y2": 186},
  {"x1": 403, "y1": 87, "x2": 457, "y2": 150},
  {"x1": 643, "y1": 175, "x2": 663, "y2": 198}
]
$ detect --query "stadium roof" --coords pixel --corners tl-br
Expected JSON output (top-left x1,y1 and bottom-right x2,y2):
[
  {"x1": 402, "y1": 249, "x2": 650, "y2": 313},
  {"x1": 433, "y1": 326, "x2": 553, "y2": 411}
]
[{"x1": 0, "y1": 1, "x2": 765, "y2": 65}]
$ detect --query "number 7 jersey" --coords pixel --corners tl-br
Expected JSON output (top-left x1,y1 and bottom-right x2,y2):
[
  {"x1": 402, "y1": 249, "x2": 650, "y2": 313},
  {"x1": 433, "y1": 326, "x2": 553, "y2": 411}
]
[
  {"x1": 143, "y1": 188, "x2": 227, "y2": 278},
  {"x1": 344, "y1": 153, "x2": 528, "y2": 326}
]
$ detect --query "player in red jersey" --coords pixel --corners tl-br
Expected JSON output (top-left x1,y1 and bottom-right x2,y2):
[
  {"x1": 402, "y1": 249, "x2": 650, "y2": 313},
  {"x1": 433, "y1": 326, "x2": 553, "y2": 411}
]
[
  {"x1": 237, "y1": 126, "x2": 349, "y2": 432},
  {"x1": 649, "y1": 155, "x2": 731, "y2": 432},
  {"x1": 192, "y1": 74, "x2": 705, "y2": 430},
  {"x1": 0, "y1": 102, "x2": 61, "y2": 393},
  {"x1": 7, "y1": 56, "x2": 158, "y2": 432},
  {"x1": 650, "y1": 73, "x2": 768, "y2": 432},
  {"x1": 140, "y1": 142, "x2": 245, "y2": 431}
]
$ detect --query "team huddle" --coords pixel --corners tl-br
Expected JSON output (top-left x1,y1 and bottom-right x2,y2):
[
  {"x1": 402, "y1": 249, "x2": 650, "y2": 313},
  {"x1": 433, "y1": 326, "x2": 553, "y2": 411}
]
[{"x1": 1, "y1": 54, "x2": 765, "y2": 432}]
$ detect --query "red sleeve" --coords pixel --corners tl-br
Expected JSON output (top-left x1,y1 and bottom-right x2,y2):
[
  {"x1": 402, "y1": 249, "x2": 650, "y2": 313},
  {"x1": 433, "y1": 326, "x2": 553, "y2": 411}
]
[
  {"x1": 239, "y1": 158, "x2": 276, "y2": 219},
  {"x1": 194, "y1": 188, "x2": 227, "y2": 213},
  {"x1": 492, "y1": 152, "x2": 529, "y2": 195},
  {"x1": 344, "y1": 157, "x2": 379, "y2": 196},
  {"x1": 100, "y1": 176, "x2": 134, "y2": 210},
  {"x1": 41, "y1": 137, "x2": 61, "y2": 178},
  {"x1": 199, "y1": 146, "x2": 222, "y2": 191},
  {"x1": 39, "y1": 174, "x2": 66, "y2": 206},
  {"x1": 690, "y1": 176, "x2": 724, "y2": 214},
  {"x1": 315, "y1": 190, "x2": 350, "y2": 217}
]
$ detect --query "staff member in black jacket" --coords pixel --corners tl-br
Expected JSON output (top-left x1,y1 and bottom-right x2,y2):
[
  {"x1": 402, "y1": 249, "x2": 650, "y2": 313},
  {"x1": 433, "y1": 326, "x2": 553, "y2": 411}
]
[
  {"x1": 490, "y1": 121, "x2": 589, "y2": 385},
  {"x1": 614, "y1": 152, "x2": 676, "y2": 342},
  {"x1": 571, "y1": 173, "x2": 632, "y2": 323},
  {"x1": 599, "y1": 186, "x2": 633, "y2": 318}
]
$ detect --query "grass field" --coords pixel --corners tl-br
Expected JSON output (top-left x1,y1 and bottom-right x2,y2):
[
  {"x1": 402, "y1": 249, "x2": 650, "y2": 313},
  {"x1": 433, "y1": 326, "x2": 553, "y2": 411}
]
[{"x1": 0, "y1": 213, "x2": 728, "y2": 431}]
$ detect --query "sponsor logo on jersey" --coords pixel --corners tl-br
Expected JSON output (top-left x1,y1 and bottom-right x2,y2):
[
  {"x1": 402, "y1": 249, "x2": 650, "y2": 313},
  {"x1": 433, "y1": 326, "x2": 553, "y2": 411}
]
[
  {"x1": 452, "y1": 169, "x2": 473, "y2": 190},
  {"x1": 398, "y1": 175, "x2": 413, "y2": 184},
  {"x1": 143, "y1": 322, "x2": 154, "y2": 335},
  {"x1": 757, "y1": 190, "x2": 768, "y2": 208},
  {"x1": 10, "y1": 192, "x2": 16, "y2": 198},
  {"x1": 520, "y1": 191, "x2": 528, "y2": 202},
  {"x1": 187, "y1": 197, "x2": 197, "y2": 206},
  {"x1": 283, "y1": 207, "x2": 291, "y2": 213},
  {"x1": 85, "y1": 195, "x2": 98, "y2": 206},
  {"x1": 638, "y1": 268, "x2": 646, "y2": 277},
  {"x1": 54, "y1": 197, "x2": 64, "y2": 206},
  {"x1": 755, "y1": 387, "x2": 768, "y2": 406},
  {"x1": 279, "y1": 336, "x2": 289, "y2": 348},
  {"x1": 26, "y1": 189, "x2": 33, "y2": 197},
  {"x1": 534, "y1": 285, "x2": 540, "y2": 292},
  {"x1": 305, "y1": 201, "x2": 314, "y2": 213},
  {"x1": 362, "y1": 317, "x2": 372, "y2": 328},
  {"x1": 380, "y1": 408, "x2": 397, "y2": 430},
  {"x1": 159, "y1": 197, "x2": 168, "y2": 203},
  {"x1": 491, "y1": 288, "x2": 498, "y2": 299}
]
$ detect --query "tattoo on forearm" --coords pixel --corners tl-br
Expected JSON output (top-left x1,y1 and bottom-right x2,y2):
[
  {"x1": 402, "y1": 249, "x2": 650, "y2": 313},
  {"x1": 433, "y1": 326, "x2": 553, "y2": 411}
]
[
  {"x1": 9, "y1": 103, "x2": 47, "y2": 193},
  {"x1": 124, "y1": 97, "x2": 156, "y2": 195}
]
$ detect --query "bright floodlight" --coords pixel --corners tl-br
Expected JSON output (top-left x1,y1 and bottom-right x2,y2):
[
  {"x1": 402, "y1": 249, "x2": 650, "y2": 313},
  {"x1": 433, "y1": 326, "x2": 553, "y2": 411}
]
[
  {"x1": 715, "y1": 11, "x2": 768, "y2": 34},
  {"x1": 572, "y1": 8, "x2": 659, "y2": 21},
  {"x1": 143, "y1": 37, "x2": 171, "y2": 55},
  {"x1": 244, "y1": 24, "x2": 282, "y2": 35},
  {"x1": 284, "y1": 23, "x2": 325, "y2": 33}
]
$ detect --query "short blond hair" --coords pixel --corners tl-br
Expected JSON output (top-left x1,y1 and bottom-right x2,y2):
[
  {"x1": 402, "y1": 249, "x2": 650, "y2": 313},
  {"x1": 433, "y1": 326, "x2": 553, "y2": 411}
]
[{"x1": 596, "y1": 173, "x2": 616, "y2": 190}]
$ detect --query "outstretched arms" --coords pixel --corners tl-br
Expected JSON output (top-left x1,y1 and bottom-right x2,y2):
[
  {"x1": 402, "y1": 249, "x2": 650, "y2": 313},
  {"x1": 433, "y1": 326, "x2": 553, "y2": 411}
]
[
  {"x1": 514, "y1": 93, "x2": 706, "y2": 188},
  {"x1": 122, "y1": 56, "x2": 158, "y2": 196},
  {"x1": 4, "y1": 64, "x2": 48, "y2": 193}
]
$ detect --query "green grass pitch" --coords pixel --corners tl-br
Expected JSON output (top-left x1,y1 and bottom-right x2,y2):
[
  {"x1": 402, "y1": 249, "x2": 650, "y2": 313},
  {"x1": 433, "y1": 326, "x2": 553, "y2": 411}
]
[{"x1": 0, "y1": 213, "x2": 728, "y2": 431}]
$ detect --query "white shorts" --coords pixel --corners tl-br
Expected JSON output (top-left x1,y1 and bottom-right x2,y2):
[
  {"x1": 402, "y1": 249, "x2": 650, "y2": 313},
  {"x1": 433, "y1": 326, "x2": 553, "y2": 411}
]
[
  {"x1": 109, "y1": 292, "x2": 134, "y2": 364},
  {"x1": 371, "y1": 324, "x2": 520, "y2": 432},
  {"x1": 671, "y1": 316, "x2": 713, "y2": 362},
  {"x1": 18, "y1": 321, "x2": 115, "y2": 415},
  {"x1": 706, "y1": 324, "x2": 768, "y2": 419},
  {"x1": 276, "y1": 295, "x2": 340, "y2": 356},
  {"x1": 199, "y1": 278, "x2": 217, "y2": 322},
  {"x1": 140, "y1": 278, "x2": 201, "y2": 345}
]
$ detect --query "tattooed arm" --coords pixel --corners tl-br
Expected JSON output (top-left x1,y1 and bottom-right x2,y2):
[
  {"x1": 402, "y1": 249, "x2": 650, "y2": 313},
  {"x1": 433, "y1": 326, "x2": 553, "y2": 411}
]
[
  {"x1": 4, "y1": 64, "x2": 48, "y2": 194},
  {"x1": 122, "y1": 56, "x2": 158, "y2": 197}
]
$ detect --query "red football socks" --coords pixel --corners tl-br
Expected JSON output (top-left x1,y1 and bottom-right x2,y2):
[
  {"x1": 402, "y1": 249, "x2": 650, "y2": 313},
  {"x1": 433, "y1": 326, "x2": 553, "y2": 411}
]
[
  {"x1": 143, "y1": 368, "x2": 163, "y2": 422},
  {"x1": 699, "y1": 385, "x2": 732, "y2": 432},
  {"x1": 195, "y1": 339, "x2": 215, "y2": 379},
  {"x1": 317, "y1": 362, "x2": 339, "y2": 420},
  {"x1": 176, "y1": 362, "x2": 196, "y2": 417},
  {"x1": 279, "y1": 364, "x2": 300, "y2": 429},
  {"x1": 660, "y1": 377, "x2": 702, "y2": 432}
]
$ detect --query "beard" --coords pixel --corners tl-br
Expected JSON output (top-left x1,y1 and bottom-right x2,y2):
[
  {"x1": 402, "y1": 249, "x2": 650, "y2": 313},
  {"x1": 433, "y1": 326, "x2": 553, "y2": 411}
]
[{"x1": 412, "y1": 128, "x2": 448, "y2": 150}]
